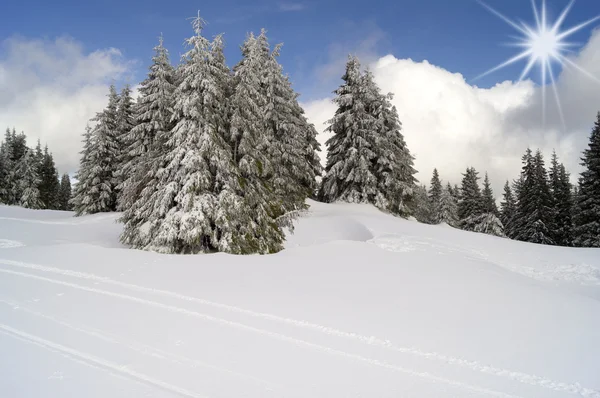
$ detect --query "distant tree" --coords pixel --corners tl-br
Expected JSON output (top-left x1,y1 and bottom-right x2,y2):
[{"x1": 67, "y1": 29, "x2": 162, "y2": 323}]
[
  {"x1": 15, "y1": 149, "x2": 42, "y2": 209},
  {"x1": 549, "y1": 151, "x2": 573, "y2": 246},
  {"x1": 482, "y1": 172, "x2": 499, "y2": 216},
  {"x1": 438, "y1": 183, "x2": 458, "y2": 226},
  {"x1": 429, "y1": 168, "x2": 442, "y2": 222},
  {"x1": 500, "y1": 181, "x2": 517, "y2": 238},
  {"x1": 38, "y1": 146, "x2": 60, "y2": 209},
  {"x1": 411, "y1": 185, "x2": 433, "y2": 224},
  {"x1": 458, "y1": 167, "x2": 482, "y2": 231},
  {"x1": 573, "y1": 112, "x2": 600, "y2": 247},
  {"x1": 514, "y1": 149, "x2": 554, "y2": 244},
  {"x1": 58, "y1": 173, "x2": 72, "y2": 211}
]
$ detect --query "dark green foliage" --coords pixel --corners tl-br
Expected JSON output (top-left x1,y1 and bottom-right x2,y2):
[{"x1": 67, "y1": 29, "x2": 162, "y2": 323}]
[{"x1": 59, "y1": 173, "x2": 72, "y2": 211}]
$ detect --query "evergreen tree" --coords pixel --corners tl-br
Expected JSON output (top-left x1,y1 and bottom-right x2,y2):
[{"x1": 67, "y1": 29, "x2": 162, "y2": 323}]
[
  {"x1": 429, "y1": 168, "x2": 442, "y2": 223},
  {"x1": 228, "y1": 30, "x2": 286, "y2": 252},
  {"x1": 118, "y1": 36, "x2": 176, "y2": 212},
  {"x1": 4, "y1": 128, "x2": 28, "y2": 204},
  {"x1": 500, "y1": 181, "x2": 517, "y2": 238},
  {"x1": 70, "y1": 125, "x2": 94, "y2": 214},
  {"x1": 71, "y1": 85, "x2": 120, "y2": 216},
  {"x1": 319, "y1": 56, "x2": 416, "y2": 215},
  {"x1": 438, "y1": 182, "x2": 458, "y2": 226},
  {"x1": 514, "y1": 149, "x2": 554, "y2": 244},
  {"x1": 58, "y1": 173, "x2": 72, "y2": 211},
  {"x1": 114, "y1": 85, "x2": 136, "y2": 206},
  {"x1": 15, "y1": 149, "x2": 42, "y2": 209},
  {"x1": 574, "y1": 112, "x2": 600, "y2": 247},
  {"x1": 38, "y1": 146, "x2": 60, "y2": 209},
  {"x1": 458, "y1": 167, "x2": 482, "y2": 231},
  {"x1": 0, "y1": 142, "x2": 9, "y2": 203},
  {"x1": 549, "y1": 151, "x2": 573, "y2": 246},
  {"x1": 482, "y1": 172, "x2": 499, "y2": 216},
  {"x1": 411, "y1": 185, "x2": 433, "y2": 224}
]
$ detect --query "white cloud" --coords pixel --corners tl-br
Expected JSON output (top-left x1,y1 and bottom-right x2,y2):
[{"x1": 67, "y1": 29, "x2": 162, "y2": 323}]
[
  {"x1": 0, "y1": 36, "x2": 133, "y2": 174},
  {"x1": 303, "y1": 29, "x2": 600, "y2": 197},
  {"x1": 278, "y1": 2, "x2": 305, "y2": 12}
]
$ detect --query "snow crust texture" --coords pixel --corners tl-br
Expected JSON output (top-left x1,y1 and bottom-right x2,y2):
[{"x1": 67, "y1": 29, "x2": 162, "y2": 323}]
[{"x1": 1, "y1": 201, "x2": 599, "y2": 398}]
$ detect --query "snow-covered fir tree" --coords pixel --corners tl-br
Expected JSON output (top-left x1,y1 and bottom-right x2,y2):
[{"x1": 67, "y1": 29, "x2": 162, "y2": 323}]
[
  {"x1": 573, "y1": 112, "x2": 600, "y2": 247},
  {"x1": 70, "y1": 125, "x2": 95, "y2": 214},
  {"x1": 114, "y1": 85, "x2": 136, "y2": 207},
  {"x1": 117, "y1": 35, "x2": 176, "y2": 212},
  {"x1": 429, "y1": 168, "x2": 442, "y2": 223},
  {"x1": 2, "y1": 128, "x2": 28, "y2": 204},
  {"x1": 482, "y1": 173, "x2": 499, "y2": 216},
  {"x1": 411, "y1": 185, "x2": 433, "y2": 224},
  {"x1": 549, "y1": 151, "x2": 573, "y2": 246},
  {"x1": 319, "y1": 56, "x2": 416, "y2": 216},
  {"x1": 258, "y1": 30, "x2": 321, "y2": 212},
  {"x1": 15, "y1": 149, "x2": 42, "y2": 209},
  {"x1": 58, "y1": 173, "x2": 72, "y2": 211},
  {"x1": 0, "y1": 140, "x2": 9, "y2": 203},
  {"x1": 458, "y1": 167, "x2": 482, "y2": 231},
  {"x1": 228, "y1": 30, "x2": 286, "y2": 252},
  {"x1": 438, "y1": 182, "x2": 458, "y2": 226},
  {"x1": 514, "y1": 149, "x2": 554, "y2": 244},
  {"x1": 72, "y1": 86, "x2": 120, "y2": 215},
  {"x1": 38, "y1": 146, "x2": 60, "y2": 209},
  {"x1": 500, "y1": 181, "x2": 517, "y2": 239}
]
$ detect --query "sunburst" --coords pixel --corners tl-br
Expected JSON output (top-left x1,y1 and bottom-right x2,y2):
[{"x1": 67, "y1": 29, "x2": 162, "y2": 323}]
[{"x1": 476, "y1": 0, "x2": 600, "y2": 128}]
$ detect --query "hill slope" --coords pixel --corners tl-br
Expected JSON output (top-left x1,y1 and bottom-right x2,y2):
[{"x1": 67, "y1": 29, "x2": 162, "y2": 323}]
[{"x1": 0, "y1": 200, "x2": 599, "y2": 398}]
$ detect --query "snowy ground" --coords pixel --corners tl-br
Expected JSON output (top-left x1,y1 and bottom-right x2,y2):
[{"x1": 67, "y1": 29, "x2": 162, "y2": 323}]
[{"x1": 1, "y1": 200, "x2": 599, "y2": 398}]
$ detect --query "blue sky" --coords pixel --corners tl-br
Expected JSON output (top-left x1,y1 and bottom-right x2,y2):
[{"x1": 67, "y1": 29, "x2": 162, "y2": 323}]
[{"x1": 2, "y1": 0, "x2": 598, "y2": 101}]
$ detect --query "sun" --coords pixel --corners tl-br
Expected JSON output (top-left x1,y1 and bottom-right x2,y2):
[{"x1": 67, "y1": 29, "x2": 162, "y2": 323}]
[{"x1": 476, "y1": 0, "x2": 600, "y2": 128}]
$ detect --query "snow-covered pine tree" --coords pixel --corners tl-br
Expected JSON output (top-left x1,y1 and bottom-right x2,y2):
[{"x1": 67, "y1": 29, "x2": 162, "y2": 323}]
[
  {"x1": 70, "y1": 125, "x2": 95, "y2": 214},
  {"x1": 482, "y1": 172, "x2": 499, "y2": 216},
  {"x1": 500, "y1": 181, "x2": 517, "y2": 238},
  {"x1": 411, "y1": 185, "x2": 433, "y2": 224},
  {"x1": 4, "y1": 128, "x2": 28, "y2": 205},
  {"x1": 573, "y1": 112, "x2": 600, "y2": 247},
  {"x1": 228, "y1": 30, "x2": 286, "y2": 252},
  {"x1": 58, "y1": 173, "x2": 72, "y2": 211},
  {"x1": 258, "y1": 30, "x2": 321, "y2": 212},
  {"x1": 38, "y1": 145, "x2": 60, "y2": 209},
  {"x1": 549, "y1": 151, "x2": 573, "y2": 246},
  {"x1": 319, "y1": 56, "x2": 378, "y2": 205},
  {"x1": 73, "y1": 85, "x2": 120, "y2": 215},
  {"x1": 458, "y1": 167, "x2": 483, "y2": 231},
  {"x1": 118, "y1": 36, "x2": 176, "y2": 212},
  {"x1": 438, "y1": 182, "x2": 458, "y2": 226},
  {"x1": 114, "y1": 85, "x2": 136, "y2": 207},
  {"x1": 0, "y1": 141, "x2": 9, "y2": 203},
  {"x1": 16, "y1": 148, "x2": 42, "y2": 209},
  {"x1": 320, "y1": 57, "x2": 416, "y2": 215},
  {"x1": 429, "y1": 168, "x2": 442, "y2": 223},
  {"x1": 514, "y1": 149, "x2": 554, "y2": 244}
]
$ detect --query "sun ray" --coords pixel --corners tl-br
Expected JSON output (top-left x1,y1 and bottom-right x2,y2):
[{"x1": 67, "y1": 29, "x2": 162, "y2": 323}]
[
  {"x1": 546, "y1": 58, "x2": 566, "y2": 130},
  {"x1": 473, "y1": 50, "x2": 532, "y2": 81},
  {"x1": 477, "y1": 0, "x2": 600, "y2": 128},
  {"x1": 477, "y1": 1, "x2": 529, "y2": 35}
]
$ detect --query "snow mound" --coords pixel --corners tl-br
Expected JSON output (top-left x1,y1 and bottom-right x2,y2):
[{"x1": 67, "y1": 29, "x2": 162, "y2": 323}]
[{"x1": 286, "y1": 216, "x2": 374, "y2": 247}]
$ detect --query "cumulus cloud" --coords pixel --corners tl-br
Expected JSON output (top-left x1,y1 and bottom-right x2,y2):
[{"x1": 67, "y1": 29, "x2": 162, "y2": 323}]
[
  {"x1": 0, "y1": 36, "x2": 134, "y2": 174},
  {"x1": 303, "y1": 29, "x2": 600, "y2": 197}
]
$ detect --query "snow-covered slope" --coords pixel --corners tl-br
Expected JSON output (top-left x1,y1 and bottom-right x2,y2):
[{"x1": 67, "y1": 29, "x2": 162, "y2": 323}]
[{"x1": 1, "y1": 200, "x2": 599, "y2": 398}]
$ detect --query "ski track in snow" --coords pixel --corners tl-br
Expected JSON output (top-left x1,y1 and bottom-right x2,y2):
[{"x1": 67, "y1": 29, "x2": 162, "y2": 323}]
[
  {"x1": 0, "y1": 266, "x2": 524, "y2": 398},
  {"x1": 0, "y1": 299, "x2": 280, "y2": 391},
  {"x1": 1, "y1": 258, "x2": 598, "y2": 397},
  {"x1": 0, "y1": 324, "x2": 209, "y2": 398},
  {"x1": 0, "y1": 239, "x2": 25, "y2": 249}
]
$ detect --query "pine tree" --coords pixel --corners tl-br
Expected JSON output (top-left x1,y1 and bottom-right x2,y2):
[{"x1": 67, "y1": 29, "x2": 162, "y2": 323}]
[
  {"x1": 71, "y1": 84, "x2": 120, "y2": 216},
  {"x1": 458, "y1": 167, "x2": 482, "y2": 231},
  {"x1": 0, "y1": 142, "x2": 9, "y2": 203},
  {"x1": 500, "y1": 181, "x2": 517, "y2": 238},
  {"x1": 482, "y1": 172, "x2": 499, "y2": 216},
  {"x1": 15, "y1": 149, "x2": 42, "y2": 209},
  {"x1": 573, "y1": 112, "x2": 600, "y2": 247},
  {"x1": 228, "y1": 30, "x2": 286, "y2": 252},
  {"x1": 411, "y1": 185, "x2": 433, "y2": 224},
  {"x1": 319, "y1": 56, "x2": 416, "y2": 215},
  {"x1": 258, "y1": 30, "x2": 321, "y2": 212},
  {"x1": 429, "y1": 168, "x2": 442, "y2": 223},
  {"x1": 58, "y1": 173, "x2": 72, "y2": 211},
  {"x1": 549, "y1": 151, "x2": 573, "y2": 246},
  {"x1": 5, "y1": 128, "x2": 28, "y2": 204},
  {"x1": 514, "y1": 149, "x2": 554, "y2": 244},
  {"x1": 438, "y1": 182, "x2": 458, "y2": 226},
  {"x1": 114, "y1": 85, "x2": 136, "y2": 207},
  {"x1": 117, "y1": 36, "x2": 176, "y2": 212},
  {"x1": 38, "y1": 146, "x2": 60, "y2": 209}
]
